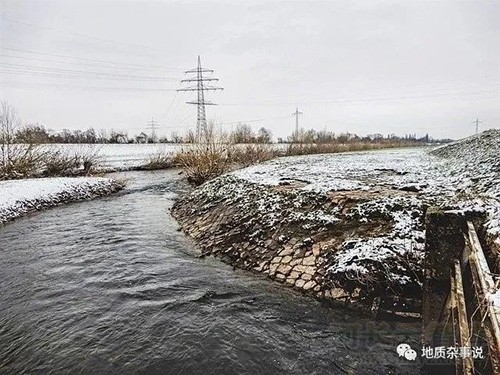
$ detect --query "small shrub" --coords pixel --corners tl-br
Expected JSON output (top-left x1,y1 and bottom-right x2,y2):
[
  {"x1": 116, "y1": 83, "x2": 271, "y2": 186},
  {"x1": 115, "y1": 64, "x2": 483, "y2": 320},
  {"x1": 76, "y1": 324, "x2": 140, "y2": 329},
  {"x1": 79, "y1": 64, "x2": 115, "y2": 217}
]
[
  {"x1": 173, "y1": 142, "x2": 231, "y2": 185},
  {"x1": 144, "y1": 150, "x2": 174, "y2": 170},
  {"x1": 229, "y1": 143, "x2": 278, "y2": 167},
  {"x1": 0, "y1": 144, "x2": 47, "y2": 180},
  {"x1": 0, "y1": 145, "x2": 102, "y2": 180}
]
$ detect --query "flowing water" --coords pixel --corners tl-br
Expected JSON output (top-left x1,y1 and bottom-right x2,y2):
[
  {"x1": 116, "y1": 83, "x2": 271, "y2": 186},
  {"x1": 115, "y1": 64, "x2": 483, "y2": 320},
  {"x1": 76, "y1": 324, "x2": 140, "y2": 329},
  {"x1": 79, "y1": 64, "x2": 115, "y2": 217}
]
[{"x1": 0, "y1": 170, "x2": 421, "y2": 374}]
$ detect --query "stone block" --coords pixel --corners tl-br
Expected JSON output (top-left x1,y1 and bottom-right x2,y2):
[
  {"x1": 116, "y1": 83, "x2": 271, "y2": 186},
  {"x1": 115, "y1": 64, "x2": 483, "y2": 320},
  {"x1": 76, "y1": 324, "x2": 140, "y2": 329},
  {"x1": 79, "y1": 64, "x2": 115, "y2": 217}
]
[
  {"x1": 303, "y1": 280, "x2": 316, "y2": 290},
  {"x1": 270, "y1": 256, "x2": 282, "y2": 264},
  {"x1": 279, "y1": 246, "x2": 294, "y2": 257},
  {"x1": 293, "y1": 265, "x2": 307, "y2": 273},
  {"x1": 277, "y1": 264, "x2": 292, "y2": 275},
  {"x1": 312, "y1": 244, "x2": 321, "y2": 257},
  {"x1": 302, "y1": 255, "x2": 316, "y2": 266},
  {"x1": 275, "y1": 273, "x2": 286, "y2": 282},
  {"x1": 301, "y1": 273, "x2": 312, "y2": 281},
  {"x1": 295, "y1": 279, "x2": 306, "y2": 288}
]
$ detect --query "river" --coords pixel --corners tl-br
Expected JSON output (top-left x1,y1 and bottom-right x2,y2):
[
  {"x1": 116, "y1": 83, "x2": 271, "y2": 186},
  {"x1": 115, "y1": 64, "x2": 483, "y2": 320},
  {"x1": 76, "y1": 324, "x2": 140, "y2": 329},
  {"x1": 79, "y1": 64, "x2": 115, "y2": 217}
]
[{"x1": 0, "y1": 170, "x2": 421, "y2": 374}]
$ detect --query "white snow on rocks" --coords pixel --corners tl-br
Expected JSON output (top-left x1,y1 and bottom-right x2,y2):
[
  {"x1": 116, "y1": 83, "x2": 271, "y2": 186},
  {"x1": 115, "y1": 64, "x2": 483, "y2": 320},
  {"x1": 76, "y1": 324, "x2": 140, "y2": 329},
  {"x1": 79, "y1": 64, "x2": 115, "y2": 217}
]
[
  {"x1": 0, "y1": 177, "x2": 122, "y2": 223},
  {"x1": 432, "y1": 129, "x2": 500, "y2": 250},
  {"x1": 233, "y1": 148, "x2": 453, "y2": 197},
  {"x1": 228, "y1": 131, "x2": 499, "y2": 288}
]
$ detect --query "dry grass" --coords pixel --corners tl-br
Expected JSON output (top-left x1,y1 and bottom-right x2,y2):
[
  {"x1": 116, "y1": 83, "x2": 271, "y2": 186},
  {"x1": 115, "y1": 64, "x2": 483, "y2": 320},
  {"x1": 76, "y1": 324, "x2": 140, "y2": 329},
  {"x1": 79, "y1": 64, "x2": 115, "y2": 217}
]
[
  {"x1": 285, "y1": 141, "x2": 415, "y2": 156},
  {"x1": 228, "y1": 143, "x2": 279, "y2": 167},
  {"x1": 173, "y1": 140, "x2": 283, "y2": 185},
  {"x1": 0, "y1": 144, "x2": 46, "y2": 179},
  {"x1": 173, "y1": 142, "x2": 232, "y2": 185},
  {"x1": 0, "y1": 144, "x2": 101, "y2": 180},
  {"x1": 143, "y1": 150, "x2": 175, "y2": 170}
]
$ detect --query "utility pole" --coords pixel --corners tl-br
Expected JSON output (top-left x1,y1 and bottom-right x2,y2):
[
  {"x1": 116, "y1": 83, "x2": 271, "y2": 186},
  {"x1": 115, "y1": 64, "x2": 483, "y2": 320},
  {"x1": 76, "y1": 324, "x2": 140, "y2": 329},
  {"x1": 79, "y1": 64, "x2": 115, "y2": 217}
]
[
  {"x1": 177, "y1": 56, "x2": 223, "y2": 142},
  {"x1": 473, "y1": 118, "x2": 483, "y2": 136},
  {"x1": 147, "y1": 117, "x2": 159, "y2": 143},
  {"x1": 291, "y1": 107, "x2": 303, "y2": 141}
]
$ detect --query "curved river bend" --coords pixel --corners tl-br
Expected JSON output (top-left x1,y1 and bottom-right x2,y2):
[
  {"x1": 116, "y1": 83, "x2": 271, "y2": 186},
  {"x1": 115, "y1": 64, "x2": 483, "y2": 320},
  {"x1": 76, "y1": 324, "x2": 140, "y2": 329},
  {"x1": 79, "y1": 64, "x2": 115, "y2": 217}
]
[{"x1": 0, "y1": 171, "x2": 421, "y2": 374}]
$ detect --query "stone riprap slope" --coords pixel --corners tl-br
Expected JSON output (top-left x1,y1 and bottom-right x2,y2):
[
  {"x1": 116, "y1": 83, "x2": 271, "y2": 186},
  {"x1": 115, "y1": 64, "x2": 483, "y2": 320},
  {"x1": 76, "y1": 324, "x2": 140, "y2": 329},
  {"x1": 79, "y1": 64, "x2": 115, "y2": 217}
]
[
  {"x1": 173, "y1": 149, "x2": 446, "y2": 310},
  {"x1": 0, "y1": 177, "x2": 123, "y2": 224},
  {"x1": 172, "y1": 135, "x2": 499, "y2": 311},
  {"x1": 431, "y1": 129, "x2": 500, "y2": 254}
]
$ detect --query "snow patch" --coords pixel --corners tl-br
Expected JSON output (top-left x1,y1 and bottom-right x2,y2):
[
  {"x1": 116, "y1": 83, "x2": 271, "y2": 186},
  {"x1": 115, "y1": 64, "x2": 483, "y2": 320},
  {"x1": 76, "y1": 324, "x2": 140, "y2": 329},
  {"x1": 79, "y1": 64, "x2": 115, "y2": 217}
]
[{"x1": 0, "y1": 177, "x2": 121, "y2": 223}]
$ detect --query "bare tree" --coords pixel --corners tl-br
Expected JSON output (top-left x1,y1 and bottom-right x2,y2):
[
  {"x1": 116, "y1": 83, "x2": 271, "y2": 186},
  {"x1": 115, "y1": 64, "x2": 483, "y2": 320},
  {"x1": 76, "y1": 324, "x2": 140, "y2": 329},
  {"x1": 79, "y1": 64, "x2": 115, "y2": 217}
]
[
  {"x1": 231, "y1": 123, "x2": 255, "y2": 143},
  {"x1": 257, "y1": 127, "x2": 272, "y2": 144},
  {"x1": 16, "y1": 123, "x2": 50, "y2": 144},
  {"x1": 0, "y1": 101, "x2": 21, "y2": 170},
  {"x1": 171, "y1": 131, "x2": 182, "y2": 143},
  {"x1": 184, "y1": 129, "x2": 196, "y2": 143}
]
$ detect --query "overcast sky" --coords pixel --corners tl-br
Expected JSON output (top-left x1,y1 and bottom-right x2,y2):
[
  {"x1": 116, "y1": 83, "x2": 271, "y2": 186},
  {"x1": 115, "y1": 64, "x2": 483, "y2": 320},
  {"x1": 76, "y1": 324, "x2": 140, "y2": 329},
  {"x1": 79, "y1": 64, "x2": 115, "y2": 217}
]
[{"x1": 1, "y1": 0, "x2": 499, "y2": 140}]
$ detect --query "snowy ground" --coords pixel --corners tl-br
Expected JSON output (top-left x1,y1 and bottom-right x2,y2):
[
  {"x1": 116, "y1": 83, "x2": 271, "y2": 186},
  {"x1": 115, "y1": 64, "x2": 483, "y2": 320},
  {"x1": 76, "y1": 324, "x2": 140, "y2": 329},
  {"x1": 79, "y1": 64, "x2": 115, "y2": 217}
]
[
  {"x1": 0, "y1": 177, "x2": 123, "y2": 224},
  {"x1": 40, "y1": 143, "x2": 288, "y2": 171},
  {"x1": 40, "y1": 143, "x2": 184, "y2": 170}
]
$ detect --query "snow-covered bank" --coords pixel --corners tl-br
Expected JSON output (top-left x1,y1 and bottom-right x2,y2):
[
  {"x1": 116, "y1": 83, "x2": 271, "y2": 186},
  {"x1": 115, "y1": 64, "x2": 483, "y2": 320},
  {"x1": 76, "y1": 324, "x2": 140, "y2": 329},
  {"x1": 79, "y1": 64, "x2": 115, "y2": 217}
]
[
  {"x1": 0, "y1": 177, "x2": 123, "y2": 224},
  {"x1": 172, "y1": 130, "x2": 499, "y2": 313},
  {"x1": 431, "y1": 129, "x2": 500, "y2": 251}
]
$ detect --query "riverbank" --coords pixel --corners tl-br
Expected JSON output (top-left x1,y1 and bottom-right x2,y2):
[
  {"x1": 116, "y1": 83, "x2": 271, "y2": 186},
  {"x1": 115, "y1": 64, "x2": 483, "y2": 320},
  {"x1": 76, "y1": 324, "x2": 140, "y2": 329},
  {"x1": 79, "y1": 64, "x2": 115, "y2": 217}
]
[
  {"x1": 0, "y1": 177, "x2": 124, "y2": 224},
  {"x1": 172, "y1": 130, "x2": 500, "y2": 314}
]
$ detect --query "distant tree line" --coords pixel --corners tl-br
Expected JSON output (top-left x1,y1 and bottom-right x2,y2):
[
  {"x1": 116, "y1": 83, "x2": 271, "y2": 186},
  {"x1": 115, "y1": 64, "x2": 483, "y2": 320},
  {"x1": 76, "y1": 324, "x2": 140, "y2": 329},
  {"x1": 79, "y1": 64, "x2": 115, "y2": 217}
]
[
  {"x1": 9, "y1": 122, "x2": 275, "y2": 145},
  {"x1": 280, "y1": 128, "x2": 452, "y2": 144},
  {"x1": 11, "y1": 122, "x2": 451, "y2": 145}
]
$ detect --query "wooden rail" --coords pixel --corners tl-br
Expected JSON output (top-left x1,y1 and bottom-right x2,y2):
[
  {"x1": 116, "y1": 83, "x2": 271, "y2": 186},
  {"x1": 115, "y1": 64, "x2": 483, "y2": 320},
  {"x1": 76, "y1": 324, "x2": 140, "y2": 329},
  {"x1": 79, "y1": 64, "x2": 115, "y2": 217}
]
[
  {"x1": 465, "y1": 221, "x2": 500, "y2": 373},
  {"x1": 423, "y1": 213, "x2": 500, "y2": 375}
]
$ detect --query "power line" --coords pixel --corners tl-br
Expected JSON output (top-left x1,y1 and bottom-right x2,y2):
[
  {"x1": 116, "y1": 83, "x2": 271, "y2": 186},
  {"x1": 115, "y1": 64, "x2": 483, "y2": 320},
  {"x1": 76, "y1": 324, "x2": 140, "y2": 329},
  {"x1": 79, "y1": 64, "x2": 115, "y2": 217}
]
[
  {"x1": 177, "y1": 56, "x2": 223, "y2": 142},
  {"x1": 216, "y1": 115, "x2": 291, "y2": 125},
  {"x1": 0, "y1": 54, "x2": 177, "y2": 73},
  {"x1": 0, "y1": 62, "x2": 179, "y2": 81},
  {"x1": 0, "y1": 81, "x2": 176, "y2": 92},
  {"x1": 219, "y1": 88, "x2": 500, "y2": 107},
  {"x1": 2, "y1": 19, "x2": 166, "y2": 54},
  {"x1": 0, "y1": 47, "x2": 183, "y2": 71}
]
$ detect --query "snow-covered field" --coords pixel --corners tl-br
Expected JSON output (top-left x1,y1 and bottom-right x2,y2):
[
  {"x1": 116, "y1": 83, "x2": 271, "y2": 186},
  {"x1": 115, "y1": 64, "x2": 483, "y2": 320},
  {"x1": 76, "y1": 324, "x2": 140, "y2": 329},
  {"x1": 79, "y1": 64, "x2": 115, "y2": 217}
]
[
  {"x1": 40, "y1": 143, "x2": 287, "y2": 170},
  {"x1": 0, "y1": 177, "x2": 122, "y2": 224},
  {"x1": 40, "y1": 143, "x2": 184, "y2": 170}
]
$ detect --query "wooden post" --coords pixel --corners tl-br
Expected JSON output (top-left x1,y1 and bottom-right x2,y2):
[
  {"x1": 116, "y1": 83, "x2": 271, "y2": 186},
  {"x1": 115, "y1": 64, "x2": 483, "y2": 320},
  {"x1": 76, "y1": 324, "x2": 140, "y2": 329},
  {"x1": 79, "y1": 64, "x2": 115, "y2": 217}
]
[{"x1": 423, "y1": 207, "x2": 466, "y2": 346}]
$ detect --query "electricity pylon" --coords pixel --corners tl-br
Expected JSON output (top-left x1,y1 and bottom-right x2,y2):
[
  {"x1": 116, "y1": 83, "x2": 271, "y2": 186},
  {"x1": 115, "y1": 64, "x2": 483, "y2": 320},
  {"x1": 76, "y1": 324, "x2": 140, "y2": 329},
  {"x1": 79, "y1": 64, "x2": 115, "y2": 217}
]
[
  {"x1": 147, "y1": 117, "x2": 159, "y2": 142},
  {"x1": 177, "y1": 56, "x2": 223, "y2": 142},
  {"x1": 292, "y1": 107, "x2": 303, "y2": 140},
  {"x1": 473, "y1": 118, "x2": 483, "y2": 135}
]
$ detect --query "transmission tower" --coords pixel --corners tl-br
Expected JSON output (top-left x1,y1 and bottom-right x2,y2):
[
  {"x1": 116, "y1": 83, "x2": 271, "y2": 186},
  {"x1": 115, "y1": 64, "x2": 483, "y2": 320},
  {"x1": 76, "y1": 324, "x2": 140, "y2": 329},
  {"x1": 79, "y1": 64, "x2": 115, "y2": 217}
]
[
  {"x1": 177, "y1": 56, "x2": 223, "y2": 142},
  {"x1": 473, "y1": 118, "x2": 483, "y2": 135},
  {"x1": 292, "y1": 107, "x2": 303, "y2": 139},
  {"x1": 147, "y1": 117, "x2": 159, "y2": 142}
]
